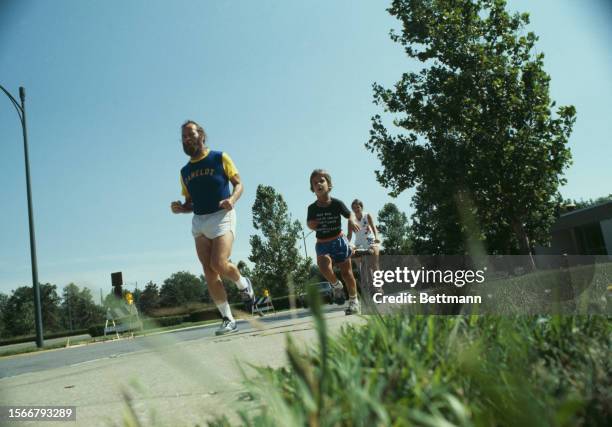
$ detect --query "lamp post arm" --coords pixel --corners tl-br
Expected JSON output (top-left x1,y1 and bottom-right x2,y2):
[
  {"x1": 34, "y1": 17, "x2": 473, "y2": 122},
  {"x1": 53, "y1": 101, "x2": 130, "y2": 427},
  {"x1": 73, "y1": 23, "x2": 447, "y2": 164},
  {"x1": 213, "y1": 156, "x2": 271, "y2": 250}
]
[{"x1": 0, "y1": 84, "x2": 24, "y2": 123}]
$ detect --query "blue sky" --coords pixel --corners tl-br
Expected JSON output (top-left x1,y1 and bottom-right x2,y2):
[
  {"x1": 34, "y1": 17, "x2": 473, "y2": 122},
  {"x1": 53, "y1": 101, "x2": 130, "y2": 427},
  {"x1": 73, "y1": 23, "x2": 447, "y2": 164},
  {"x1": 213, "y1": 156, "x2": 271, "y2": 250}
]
[{"x1": 1, "y1": 0, "x2": 611, "y2": 299}]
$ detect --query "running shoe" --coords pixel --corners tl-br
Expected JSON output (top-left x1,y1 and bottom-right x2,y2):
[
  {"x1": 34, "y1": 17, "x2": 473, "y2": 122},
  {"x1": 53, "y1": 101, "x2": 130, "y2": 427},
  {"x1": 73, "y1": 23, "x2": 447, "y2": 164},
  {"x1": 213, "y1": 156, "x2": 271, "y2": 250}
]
[
  {"x1": 215, "y1": 317, "x2": 237, "y2": 335},
  {"x1": 345, "y1": 298, "x2": 361, "y2": 315}
]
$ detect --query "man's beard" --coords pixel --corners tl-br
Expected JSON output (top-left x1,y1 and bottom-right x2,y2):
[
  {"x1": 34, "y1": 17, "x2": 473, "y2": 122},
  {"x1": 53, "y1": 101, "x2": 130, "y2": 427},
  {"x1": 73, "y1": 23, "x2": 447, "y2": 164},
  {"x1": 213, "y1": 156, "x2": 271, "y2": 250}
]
[{"x1": 183, "y1": 143, "x2": 201, "y2": 157}]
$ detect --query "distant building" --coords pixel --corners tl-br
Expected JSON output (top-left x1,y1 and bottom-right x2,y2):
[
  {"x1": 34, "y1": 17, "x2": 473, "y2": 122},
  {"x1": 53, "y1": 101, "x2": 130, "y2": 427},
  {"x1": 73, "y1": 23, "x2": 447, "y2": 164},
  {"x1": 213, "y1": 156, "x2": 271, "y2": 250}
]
[{"x1": 536, "y1": 201, "x2": 612, "y2": 255}]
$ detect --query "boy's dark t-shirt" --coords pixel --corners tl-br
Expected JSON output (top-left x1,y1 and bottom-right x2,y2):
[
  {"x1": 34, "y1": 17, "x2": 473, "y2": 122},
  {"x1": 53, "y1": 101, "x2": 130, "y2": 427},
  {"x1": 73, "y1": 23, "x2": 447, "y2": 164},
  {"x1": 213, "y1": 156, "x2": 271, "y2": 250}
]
[{"x1": 307, "y1": 198, "x2": 351, "y2": 239}]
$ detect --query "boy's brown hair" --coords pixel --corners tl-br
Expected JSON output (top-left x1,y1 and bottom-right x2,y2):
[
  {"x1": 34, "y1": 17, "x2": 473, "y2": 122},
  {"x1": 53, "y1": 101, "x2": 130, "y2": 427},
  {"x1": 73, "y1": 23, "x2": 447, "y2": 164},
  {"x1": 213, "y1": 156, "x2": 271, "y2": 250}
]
[{"x1": 309, "y1": 169, "x2": 332, "y2": 192}]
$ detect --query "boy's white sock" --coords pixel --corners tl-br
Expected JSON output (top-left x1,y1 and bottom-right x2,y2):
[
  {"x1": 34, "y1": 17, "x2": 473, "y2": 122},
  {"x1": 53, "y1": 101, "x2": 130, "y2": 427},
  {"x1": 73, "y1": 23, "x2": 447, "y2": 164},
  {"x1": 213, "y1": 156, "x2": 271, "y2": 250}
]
[
  {"x1": 332, "y1": 280, "x2": 343, "y2": 289},
  {"x1": 216, "y1": 301, "x2": 235, "y2": 322}
]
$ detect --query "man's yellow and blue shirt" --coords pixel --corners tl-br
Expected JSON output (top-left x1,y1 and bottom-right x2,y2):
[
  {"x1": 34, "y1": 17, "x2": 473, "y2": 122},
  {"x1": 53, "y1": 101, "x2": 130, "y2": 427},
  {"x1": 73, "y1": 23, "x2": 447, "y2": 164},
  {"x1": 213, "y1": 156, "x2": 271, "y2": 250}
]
[{"x1": 180, "y1": 149, "x2": 238, "y2": 215}]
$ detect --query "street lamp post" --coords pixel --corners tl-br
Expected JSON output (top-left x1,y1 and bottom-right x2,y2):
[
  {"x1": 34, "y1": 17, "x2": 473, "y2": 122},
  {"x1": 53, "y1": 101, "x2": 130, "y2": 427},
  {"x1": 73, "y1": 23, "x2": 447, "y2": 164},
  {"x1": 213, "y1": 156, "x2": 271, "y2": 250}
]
[
  {"x1": 301, "y1": 229, "x2": 314, "y2": 259},
  {"x1": 1, "y1": 84, "x2": 44, "y2": 348}
]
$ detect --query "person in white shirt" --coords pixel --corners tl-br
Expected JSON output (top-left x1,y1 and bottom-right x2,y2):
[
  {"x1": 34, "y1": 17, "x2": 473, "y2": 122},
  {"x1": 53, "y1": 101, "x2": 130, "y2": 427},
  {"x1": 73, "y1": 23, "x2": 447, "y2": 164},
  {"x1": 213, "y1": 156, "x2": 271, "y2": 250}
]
[{"x1": 347, "y1": 199, "x2": 381, "y2": 282}]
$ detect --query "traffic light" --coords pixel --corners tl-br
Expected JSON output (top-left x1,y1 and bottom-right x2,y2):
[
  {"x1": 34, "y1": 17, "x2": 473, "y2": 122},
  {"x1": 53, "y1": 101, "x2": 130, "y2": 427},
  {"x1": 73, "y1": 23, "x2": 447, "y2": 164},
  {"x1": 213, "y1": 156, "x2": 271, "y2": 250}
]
[
  {"x1": 125, "y1": 292, "x2": 133, "y2": 305},
  {"x1": 111, "y1": 272, "x2": 123, "y2": 298}
]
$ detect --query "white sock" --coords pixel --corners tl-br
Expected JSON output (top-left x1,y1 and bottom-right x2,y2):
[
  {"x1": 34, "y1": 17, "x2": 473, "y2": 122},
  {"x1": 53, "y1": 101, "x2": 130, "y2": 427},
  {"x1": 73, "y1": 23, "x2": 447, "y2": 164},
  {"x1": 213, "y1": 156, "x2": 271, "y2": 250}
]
[
  {"x1": 216, "y1": 301, "x2": 235, "y2": 322},
  {"x1": 332, "y1": 281, "x2": 343, "y2": 289},
  {"x1": 349, "y1": 295, "x2": 359, "y2": 303},
  {"x1": 234, "y1": 275, "x2": 248, "y2": 291}
]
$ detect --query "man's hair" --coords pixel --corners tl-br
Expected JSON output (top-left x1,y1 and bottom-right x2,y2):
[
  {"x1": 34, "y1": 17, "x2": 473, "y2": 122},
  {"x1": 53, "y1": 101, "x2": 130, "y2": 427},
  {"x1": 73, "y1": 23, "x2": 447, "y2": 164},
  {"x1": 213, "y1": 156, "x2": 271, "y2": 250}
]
[
  {"x1": 309, "y1": 169, "x2": 332, "y2": 192},
  {"x1": 351, "y1": 199, "x2": 363, "y2": 208},
  {"x1": 182, "y1": 120, "x2": 207, "y2": 144}
]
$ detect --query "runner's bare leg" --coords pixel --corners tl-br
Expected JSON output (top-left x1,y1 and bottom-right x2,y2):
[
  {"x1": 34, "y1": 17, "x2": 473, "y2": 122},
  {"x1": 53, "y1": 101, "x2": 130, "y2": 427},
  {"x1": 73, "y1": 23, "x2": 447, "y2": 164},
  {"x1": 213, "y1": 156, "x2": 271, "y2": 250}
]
[
  {"x1": 317, "y1": 255, "x2": 339, "y2": 284},
  {"x1": 211, "y1": 232, "x2": 241, "y2": 282},
  {"x1": 338, "y1": 259, "x2": 358, "y2": 298},
  {"x1": 195, "y1": 236, "x2": 227, "y2": 304}
]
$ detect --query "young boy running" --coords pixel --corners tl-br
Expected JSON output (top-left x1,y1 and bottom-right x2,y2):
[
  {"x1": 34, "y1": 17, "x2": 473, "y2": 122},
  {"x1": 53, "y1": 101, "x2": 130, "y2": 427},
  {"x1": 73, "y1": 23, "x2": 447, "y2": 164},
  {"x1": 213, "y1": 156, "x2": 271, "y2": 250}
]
[{"x1": 307, "y1": 169, "x2": 361, "y2": 315}]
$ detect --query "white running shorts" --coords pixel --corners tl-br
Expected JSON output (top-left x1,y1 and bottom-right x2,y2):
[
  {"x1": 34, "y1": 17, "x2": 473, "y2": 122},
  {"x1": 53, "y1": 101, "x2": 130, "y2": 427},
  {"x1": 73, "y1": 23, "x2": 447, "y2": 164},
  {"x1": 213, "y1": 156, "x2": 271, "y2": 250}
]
[
  {"x1": 354, "y1": 235, "x2": 376, "y2": 250},
  {"x1": 192, "y1": 209, "x2": 236, "y2": 239}
]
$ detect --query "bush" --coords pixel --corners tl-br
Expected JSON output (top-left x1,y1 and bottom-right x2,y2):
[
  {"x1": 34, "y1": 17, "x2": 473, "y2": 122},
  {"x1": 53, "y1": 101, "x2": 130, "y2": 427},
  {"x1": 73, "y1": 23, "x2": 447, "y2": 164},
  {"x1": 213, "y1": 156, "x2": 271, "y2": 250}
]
[
  {"x1": 187, "y1": 309, "x2": 221, "y2": 323},
  {"x1": 88, "y1": 324, "x2": 105, "y2": 338},
  {"x1": 142, "y1": 315, "x2": 186, "y2": 330},
  {"x1": 270, "y1": 296, "x2": 294, "y2": 311},
  {"x1": 0, "y1": 329, "x2": 90, "y2": 346},
  {"x1": 148, "y1": 302, "x2": 214, "y2": 318}
]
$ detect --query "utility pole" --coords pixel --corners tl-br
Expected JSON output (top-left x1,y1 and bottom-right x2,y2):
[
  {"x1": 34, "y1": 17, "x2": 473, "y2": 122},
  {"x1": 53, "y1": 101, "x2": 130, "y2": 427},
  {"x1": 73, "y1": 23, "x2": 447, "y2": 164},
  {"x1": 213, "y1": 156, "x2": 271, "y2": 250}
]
[
  {"x1": 1, "y1": 84, "x2": 43, "y2": 347},
  {"x1": 301, "y1": 229, "x2": 314, "y2": 259}
]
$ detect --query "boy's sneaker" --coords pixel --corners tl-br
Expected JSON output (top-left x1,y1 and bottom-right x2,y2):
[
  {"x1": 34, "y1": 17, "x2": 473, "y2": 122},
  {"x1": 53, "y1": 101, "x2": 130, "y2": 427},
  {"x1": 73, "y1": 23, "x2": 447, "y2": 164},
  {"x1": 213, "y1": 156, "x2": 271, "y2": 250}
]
[
  {"x1": 215, "y1": 317, "x2": 237, "y2": 336},
  {"x1": 345, "y1": 299, "x2": 361, "y2": 315},
  {"x1": 240, "y1": 277, "x2": 255, "y2": 304},
  {"x1": 332, "y1": 281, "x2": 345, "y2": 305}
]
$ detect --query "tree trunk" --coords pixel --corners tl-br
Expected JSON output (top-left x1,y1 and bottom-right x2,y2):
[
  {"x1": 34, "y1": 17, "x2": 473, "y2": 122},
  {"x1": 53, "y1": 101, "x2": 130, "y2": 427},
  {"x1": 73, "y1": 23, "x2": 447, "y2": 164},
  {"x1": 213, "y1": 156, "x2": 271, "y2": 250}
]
[{"x1": 512, "y1": 220, "x2": 536, "y2": 271}]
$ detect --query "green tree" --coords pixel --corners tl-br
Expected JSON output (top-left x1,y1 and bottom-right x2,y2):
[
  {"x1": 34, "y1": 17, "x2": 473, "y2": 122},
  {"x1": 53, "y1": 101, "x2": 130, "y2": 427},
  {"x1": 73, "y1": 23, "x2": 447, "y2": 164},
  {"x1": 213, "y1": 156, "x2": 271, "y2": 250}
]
[
  {"x1": 1, "y1": 284, "x2": 61, "y2": 337},
  {"x1": 61, "y1": 283, "x2": 104, "y2": 330},
  {"x1": 0, "y1": 293, "x2": 8, "y2": 338},
  {"x1": 131, "y1": 288, "x2": 142, "y2": 306},
  {"x1": 367, "y1": 0, "x2": 576, "y2": 255},
  {"x1": 561, "y1": 194, "x2": 612, "y2": 213},
  {"x1": 159, "y1": 271, "x2": 205, "y2": 307},
  {"x1": 137, "y1": 281, "x2": 161, "y2": 315},
  {"x1": 377, "y1": 203, "x2": 413, "y2": 254},
  {"x1": 249, "y1": 185, "x2": 311, "y2": 297}
]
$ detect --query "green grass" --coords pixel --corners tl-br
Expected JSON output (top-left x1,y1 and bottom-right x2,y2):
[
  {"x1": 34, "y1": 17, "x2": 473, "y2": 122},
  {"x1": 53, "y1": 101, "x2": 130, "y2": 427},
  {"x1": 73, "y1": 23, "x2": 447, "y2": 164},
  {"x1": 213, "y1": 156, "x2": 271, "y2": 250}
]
[{"x1": 211, "y1": 294, "x2": 611, "y2": 426}]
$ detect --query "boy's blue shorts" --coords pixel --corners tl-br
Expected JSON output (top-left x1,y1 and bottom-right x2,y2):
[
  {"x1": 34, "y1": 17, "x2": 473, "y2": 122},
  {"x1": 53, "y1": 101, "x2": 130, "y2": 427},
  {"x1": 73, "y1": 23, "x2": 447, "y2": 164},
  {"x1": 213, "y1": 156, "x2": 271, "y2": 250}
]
[{"x1": 315, "y1": 235, "x2": 352, "y2": 263}]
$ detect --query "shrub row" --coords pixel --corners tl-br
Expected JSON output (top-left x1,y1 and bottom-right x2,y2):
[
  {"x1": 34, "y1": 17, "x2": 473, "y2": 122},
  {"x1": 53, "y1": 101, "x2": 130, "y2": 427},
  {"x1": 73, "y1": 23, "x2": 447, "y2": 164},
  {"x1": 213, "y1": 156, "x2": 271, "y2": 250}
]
[
  {"x1": 13, "y1": 297, "x2": 303, "y2": 343},
  {"x1": 0, "y1": 329, "x2": 90, "y2": 346},
  {"x1": 142, "y1": 315, "x2": 185, "y2": 329}
]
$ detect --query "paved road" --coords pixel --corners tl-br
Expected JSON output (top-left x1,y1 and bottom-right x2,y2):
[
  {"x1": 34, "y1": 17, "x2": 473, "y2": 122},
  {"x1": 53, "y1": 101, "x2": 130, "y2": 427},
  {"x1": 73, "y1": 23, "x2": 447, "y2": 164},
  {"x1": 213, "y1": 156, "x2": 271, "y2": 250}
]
[
  {"x1": 0, "y1": 305, "x2": 360, "y2": 426},
  {"x1": 0, "y1": 306, "x2": 341, "y2": 379}
]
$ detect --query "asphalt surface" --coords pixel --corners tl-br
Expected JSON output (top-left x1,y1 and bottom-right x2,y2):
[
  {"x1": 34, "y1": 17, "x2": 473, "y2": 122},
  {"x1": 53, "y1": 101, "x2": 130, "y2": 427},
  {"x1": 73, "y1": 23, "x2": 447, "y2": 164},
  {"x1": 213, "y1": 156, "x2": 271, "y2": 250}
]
[
  {"x1": 0, "y1": 305, "x2": 360, "y2": 426},
  {"x1": 0, "y1": 306, "x2": 341, "y2": 379}
]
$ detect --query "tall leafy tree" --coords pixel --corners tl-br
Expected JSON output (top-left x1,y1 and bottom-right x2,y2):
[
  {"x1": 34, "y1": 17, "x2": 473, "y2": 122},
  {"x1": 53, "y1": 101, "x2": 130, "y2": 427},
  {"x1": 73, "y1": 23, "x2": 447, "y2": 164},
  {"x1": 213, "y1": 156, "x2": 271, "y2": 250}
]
[
  {"x1": 137, "y1": 281, "x2": 161, "y2": 315},
  {"x1": 1, "y1": 284, "x2": 61, "y2": 337},
  {"x1": 378, "y1": 203, "x2": 413, "y2": 254},
  {"x1": 159, "y1": 271, "x2": 206, "y2": 307},
  {"x1": 249, "y1": 185, "x2": 311, "y2": 297},
  {"x1": 61, "y1": 283, "x2": 104, "y2": 330},
  {"x1": 367, "y1": 0, "x2": 576, "y2": 255},
  {"x1": 0, "y1": 293, "x2": 9, "y2": 338}
]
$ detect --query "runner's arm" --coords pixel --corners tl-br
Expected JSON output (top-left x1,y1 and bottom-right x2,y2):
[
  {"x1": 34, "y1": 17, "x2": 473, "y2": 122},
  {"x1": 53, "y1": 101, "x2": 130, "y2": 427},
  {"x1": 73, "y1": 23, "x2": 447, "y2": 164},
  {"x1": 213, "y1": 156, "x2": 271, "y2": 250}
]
[
  {"x1": 367, "y1": 213, "x2": 380, "y2": 242},
  {"x1": 171, "y1": 196, "x2": 193, "y2": 214},
  {"x1": 347, "y1": 212, "x2": 360, "y2": 233},
  {"x1": 219, "y1": 174, "x2": 243, "y2": 210},
  {"x1": 337, "y1": 199, "x2": 359, "y2": 233},
  {"x1": 307, "y1": 205, "x2": 319, "y2": 230}
]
